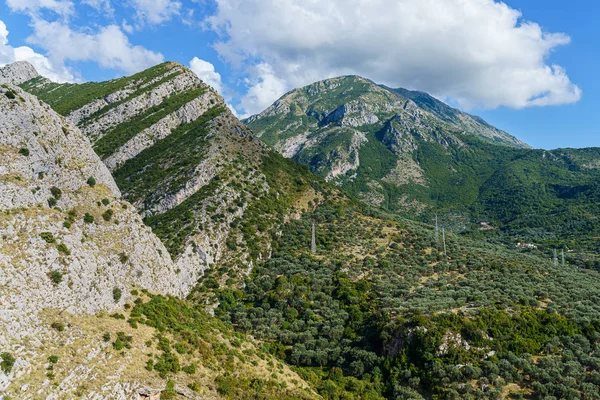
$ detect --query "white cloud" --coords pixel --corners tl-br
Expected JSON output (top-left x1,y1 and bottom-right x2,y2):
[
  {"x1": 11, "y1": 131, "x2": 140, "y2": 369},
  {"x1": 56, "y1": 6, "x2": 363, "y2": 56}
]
[
  {"x1": 27, "y1": 19, "x2": 164, "y2": 74},
  {"x1": 207, "y1": 0, "x2": 582, "y2": 115},
  {"x1": 238, "y1": 63, "x2": 287, "y2": 117},
  {"x1": 122, "y1": 20, "x2": 134, "y2": 34},
  {"x1": 130, "y1": 0, "x2": 181, "y2": 25},
  {"x1": 6, "y1": 0, "x2": 74, "y2": 16},
  {"x1": 81, "y1": 0, "x2": 113, "y2": 15},
  {"x1": 0, "y1": 19, "x2": 75, "y2": 82},
  {"x1": 189, "y1": 57, "x2": 222, "y2": 93}
]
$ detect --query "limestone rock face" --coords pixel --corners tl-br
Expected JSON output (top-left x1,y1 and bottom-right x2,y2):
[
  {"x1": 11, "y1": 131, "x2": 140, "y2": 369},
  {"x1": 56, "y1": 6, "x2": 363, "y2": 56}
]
[
  {"x1": 245, "y1": 75, "x2": 530, "y2": 214},
  {"x1": 0, "y1": 61, "x2": 40, "y2": 85},
  {"x1": 0, "y1": 84, "x2": 197, "y2": 393}
]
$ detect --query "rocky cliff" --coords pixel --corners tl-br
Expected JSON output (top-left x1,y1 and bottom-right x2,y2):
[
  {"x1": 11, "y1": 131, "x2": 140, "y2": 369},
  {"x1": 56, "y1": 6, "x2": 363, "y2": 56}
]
[
  {"x1": 0, "y1": 61, "x2": 40, "y2": 85},
  {"x1": 19, "y1": 61, "x2": 326, "y2": 297},
  {"x1": 0, "y1": 83, "x2": 198, "y2": 396}
]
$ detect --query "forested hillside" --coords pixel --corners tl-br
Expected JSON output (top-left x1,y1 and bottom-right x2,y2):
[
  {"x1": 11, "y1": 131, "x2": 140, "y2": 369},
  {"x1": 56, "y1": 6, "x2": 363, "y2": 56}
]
[
  {"x1": 246, "y1": 76, "x2": 600, "y2": 261},
  {"x1": 217, "y1": 199, "x2": 600, "y2": 399}
]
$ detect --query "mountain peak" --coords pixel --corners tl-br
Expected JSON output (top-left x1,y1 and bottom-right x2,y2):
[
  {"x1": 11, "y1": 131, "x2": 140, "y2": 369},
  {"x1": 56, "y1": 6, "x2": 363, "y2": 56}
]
[{"x1": 0, "y1": 61, "x2": 40, "y2": 85}]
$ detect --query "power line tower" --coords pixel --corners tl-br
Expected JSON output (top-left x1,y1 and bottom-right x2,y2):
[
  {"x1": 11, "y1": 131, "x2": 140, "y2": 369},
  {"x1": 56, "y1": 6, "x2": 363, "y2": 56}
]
[
  {"x1": 311, "y1": 223, "x2": 317, "y2": 254},
  {"x1": 553, "y1": 249, "x2": 558, "y2": 267},
  {"x1": 561, "y1": 249, "x2": 565, "y2": 267},
  {"x1": 435, "y1": 215, "x2": 439, "y2": 248},
  {"x1": 442, "y1": 227, "x2": 447, "y2": 256}
]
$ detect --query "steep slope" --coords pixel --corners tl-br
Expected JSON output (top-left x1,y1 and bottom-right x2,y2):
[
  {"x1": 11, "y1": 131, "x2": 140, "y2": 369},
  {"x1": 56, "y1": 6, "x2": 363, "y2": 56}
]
[
  {"x1": 0, "y1": 83, "x2": 183, "y2": 393},
  {"x1": 0, "y1": 61, "x2": 40, "y2": 85},
  {"x1": 19, "y1": 62, "x2": 325, "y2": 289},
  {"x1": 245, "y1": 76, "x2": 600, "y2": 250},
  {"x1": 0, "y1": 83, "x2": 318, "y2": 399}
]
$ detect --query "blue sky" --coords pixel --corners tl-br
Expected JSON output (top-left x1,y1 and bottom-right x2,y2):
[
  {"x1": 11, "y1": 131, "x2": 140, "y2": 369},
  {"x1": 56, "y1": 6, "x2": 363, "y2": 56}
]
[{"x1": 0, "y1": 0, "x2": 596, "y2": 149}]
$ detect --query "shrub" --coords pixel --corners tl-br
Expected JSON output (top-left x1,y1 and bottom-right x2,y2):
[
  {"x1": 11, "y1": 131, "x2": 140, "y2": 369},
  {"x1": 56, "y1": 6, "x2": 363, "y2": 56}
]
[
  {"x1": 87, "y1": 176, "x2": 96, "y2": 187},
  {"x1": 145, "y1": 359, "x2": 154, "y2": 371},
  {"x1": 119, "y1": 253, "x2": 129, "y2": 264},
  {"x1": 49, "y1": 270, "x2": 63, "y2": 285},
  {"x1": 19, "y1": 147, "x2": 30, "y2": 156},
  {"x1": 0, "y1": 352, "x2": 15, "y2": 374},
  {"x1": 113, "y1": 287, "x2": 122, "y2": 303},
  {"x1": 102, "y1": 198, "x2": 110, "y2": 206},
  {"x1": 50, "y1": 186, "x2": 62, "y2": 200},
  {"x1": 51, "y1": 322, "x2": 65, "y2": 332},
  {"x1": 153, "y1": 353, "x2": 180, "y2": 378},
  {"x1": 48, "y1": 355, "x2": 59, "y2": 364},
  {"x1": 183, "y1": 364, "x2": 196, "y2": 374},
  {"x1": 63, "y1": 220, "x2": 72, "y2": 229},
  {"x1": 161, "y1": 380, "x2": 177, "y2": 399},
  {"x1": 57, "y1": 243, "x2": 70, "y2": 255},
  {"x1": 47, "y1": 197, "x2": 57, "y2": 207},
  {"x1": 112, "y1": 332, "x2": 133, "y2": 351},
  {"x1": 103, "y1": 333, "x2": 111, "y2": 342},
  {"x1": 40, "y1": 232, "x2": 56, "y2": 243},
  {"x1": 5, "y1": 90, "x2": 16, "y2": 100},
  {"x1": 188, "y1": 382, "x2": 201, "y2": 392},
  {"x1": 83, "y1": 213, "x2": 94, "y2": 224},
  {"x1": 102, "y1": 209, "x2": 114, "y2": 221}
]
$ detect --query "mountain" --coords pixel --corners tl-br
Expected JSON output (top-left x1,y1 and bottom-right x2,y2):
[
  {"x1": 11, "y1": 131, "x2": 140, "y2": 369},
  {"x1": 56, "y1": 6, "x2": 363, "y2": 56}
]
[
  {"x1": 245, "y1": 76, "x2": 600, "y2": 250},
  {"x1": 0, "y1": 80, "x2": 317, "y2": 399},
  {"x1": 9, "y1": 62, "x2": 600, "y2": 399},
  {"x1": 19, "y1": 62, "x2": 326, "y2": 292}
]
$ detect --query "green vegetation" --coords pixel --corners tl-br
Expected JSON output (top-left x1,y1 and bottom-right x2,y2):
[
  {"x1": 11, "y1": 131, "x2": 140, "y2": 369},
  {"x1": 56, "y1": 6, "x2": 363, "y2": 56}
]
[
  {"x1": 112, "y1": 331, "x2": 133, "y2": 350},
  {"x1": 48, "y1": 355, "x2": 59, "y2": 364},
  {"x1": 1, "y1": 352, "x2": 15, "y2": 374},
  {"x1": 50, "y1": 186, "x2": 62, "y2": 199},
  {"x1": 51, "y1": 322, "x2": 65, "y2": 332},
  {"x1": 49, "y1": 270, "x2": 63, "y2": 285},
  {"x1": 19, "y1": 62, "x2": 174, "y2": 115},
  {"x1": 102, "y1": 209, "x2": 114, "y2": 221},
  {"x1": 83, "y1": 213, "x2": 94, "y2": 224},
  {"x1": 219, "y1": 200, "x2": 600, "y2": 399},
  {"x1": 112, "y1": 287, "x2": 122, "y2": 303},
  {"x1": 40, "y1": 232, "x2": 56, "y2": 243},
  {"x1": 86, "y1": 176, "x2": 96, "y2": 187},
  {"x1": 56, "y1": 243, "x2": 70, "y2": 255},
  {"x1": 18, "y1": 147, "x2": 29, "y2": 156}
]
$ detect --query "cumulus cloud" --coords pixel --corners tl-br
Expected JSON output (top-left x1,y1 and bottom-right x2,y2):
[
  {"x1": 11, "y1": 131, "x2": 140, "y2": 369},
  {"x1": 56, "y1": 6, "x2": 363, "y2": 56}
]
[
  {"x1": 0, "y1": 19, "x2": 75, "y2": 82},
  {"x1": 207, "y1": 0, "x2": 582, "y2": 115},
  {"x1": 130, "y1": 0, "x2": 181, "y2": 25},
  {"x1": 238, "y1": 63, "x2": 287, "y2": 117},
  {"x1": 6, "y1": 0, "x2": 74, "y2": 16},
  {"x1": 189, "y1": 57, "x2": 222, "y2": 93},
  {"x1": 27, "y1": 19, "x2": 164, "y2": 74}
]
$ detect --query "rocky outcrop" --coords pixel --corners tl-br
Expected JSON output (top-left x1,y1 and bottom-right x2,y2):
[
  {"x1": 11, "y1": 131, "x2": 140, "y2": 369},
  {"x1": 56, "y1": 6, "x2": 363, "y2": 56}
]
[
  {"x1": 104, "y1": 90, "x2": 221, "y2": 171},
  {"x1": 0, "y1": 61, "x2": 39, "y2": 85},
  {"x1": 0, "y1": 84, "x2": 199, "y2": 394}
]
